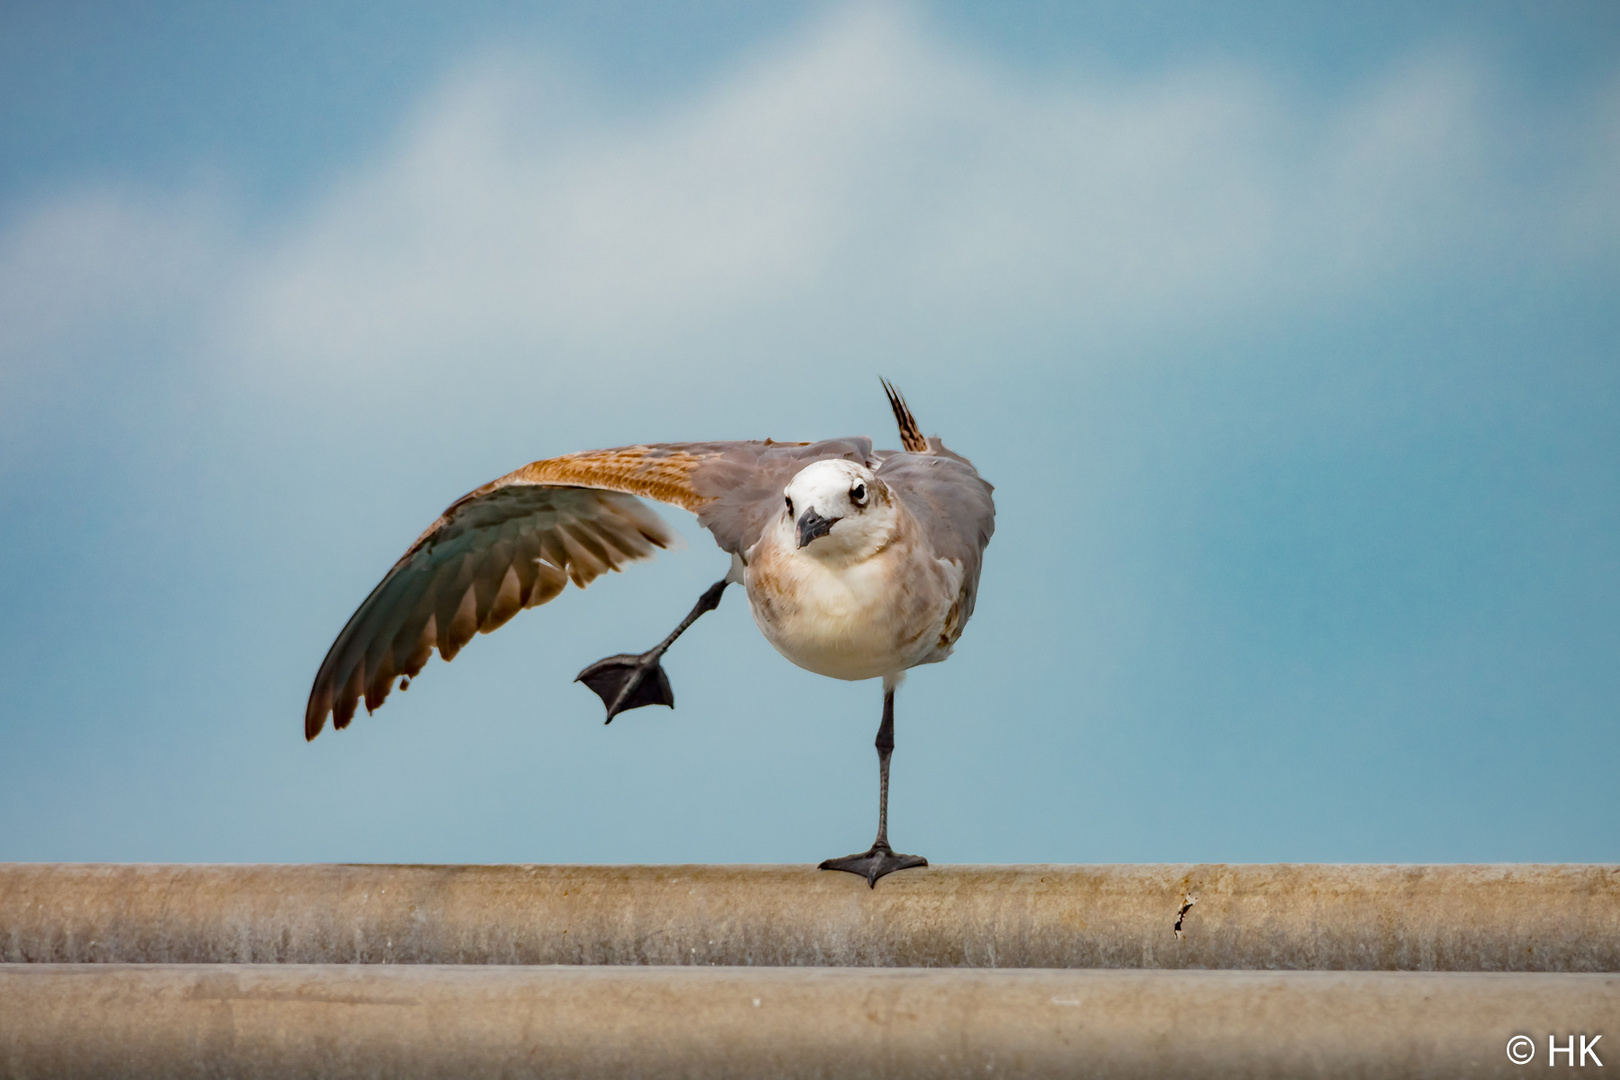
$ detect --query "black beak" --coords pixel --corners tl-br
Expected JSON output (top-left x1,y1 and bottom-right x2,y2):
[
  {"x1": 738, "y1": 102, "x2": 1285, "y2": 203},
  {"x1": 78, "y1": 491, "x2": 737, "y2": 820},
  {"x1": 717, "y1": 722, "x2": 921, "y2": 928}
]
[{"x1": 796, "y1": 509, "x2": 838, "y2": 548}]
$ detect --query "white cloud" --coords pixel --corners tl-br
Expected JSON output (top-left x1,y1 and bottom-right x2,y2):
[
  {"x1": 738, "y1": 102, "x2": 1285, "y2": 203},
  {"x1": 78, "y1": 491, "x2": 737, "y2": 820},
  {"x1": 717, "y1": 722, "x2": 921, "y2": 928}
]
[
  {"x1": 0, "y1": 188, "x2": 228, "y2": 367},
  {"x1": 0, "y1": 187, "x2": 232, "y2": 461},
  {"x1": 3, "y1": 6, "x2": 1617, "y2": 411}
]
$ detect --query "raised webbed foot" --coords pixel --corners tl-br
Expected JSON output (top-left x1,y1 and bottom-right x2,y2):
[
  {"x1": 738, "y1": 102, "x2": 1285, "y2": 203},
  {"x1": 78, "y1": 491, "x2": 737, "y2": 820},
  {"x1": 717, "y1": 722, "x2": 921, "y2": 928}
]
[
  {"x1": 575, "y1": 650, "x2": 674, "y2": 723},
  {"x1": 819, "y1": 842, "x2": 928, "y2": 888}
]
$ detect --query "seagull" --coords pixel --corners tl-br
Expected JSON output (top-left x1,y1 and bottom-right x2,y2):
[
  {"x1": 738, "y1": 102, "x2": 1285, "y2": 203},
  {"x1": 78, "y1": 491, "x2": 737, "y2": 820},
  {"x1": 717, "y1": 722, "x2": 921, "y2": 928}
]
[{"x1": 305, "y1": 381, "x2": 995, "y2": 885}]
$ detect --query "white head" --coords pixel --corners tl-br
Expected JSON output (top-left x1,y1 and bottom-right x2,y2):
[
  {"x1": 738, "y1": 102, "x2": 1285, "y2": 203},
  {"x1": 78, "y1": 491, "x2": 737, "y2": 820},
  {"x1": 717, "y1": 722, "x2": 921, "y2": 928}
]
[{"x1": 781, "y1": 459, "x2": 897, "y2": 560}]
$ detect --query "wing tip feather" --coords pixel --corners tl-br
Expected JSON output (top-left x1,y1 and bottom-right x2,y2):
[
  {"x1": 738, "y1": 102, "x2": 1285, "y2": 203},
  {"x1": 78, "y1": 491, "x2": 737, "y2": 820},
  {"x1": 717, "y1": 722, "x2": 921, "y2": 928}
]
[{"x1": 880, "y1": 377, "x2": 927, "y2": 453}]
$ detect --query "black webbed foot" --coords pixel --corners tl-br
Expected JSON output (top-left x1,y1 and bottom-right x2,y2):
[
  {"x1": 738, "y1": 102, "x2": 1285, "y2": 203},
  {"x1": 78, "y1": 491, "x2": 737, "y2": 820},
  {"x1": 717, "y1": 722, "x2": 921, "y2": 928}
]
[
  {"x1": 575, "y1": 651, "x2": 674, "y2": 723},
  {"x1": 819, "y1": 843, "x2": 928, "y2": 888},
  {"x1": 576, "y1": 578, "x2": 730, "y2": 724}
]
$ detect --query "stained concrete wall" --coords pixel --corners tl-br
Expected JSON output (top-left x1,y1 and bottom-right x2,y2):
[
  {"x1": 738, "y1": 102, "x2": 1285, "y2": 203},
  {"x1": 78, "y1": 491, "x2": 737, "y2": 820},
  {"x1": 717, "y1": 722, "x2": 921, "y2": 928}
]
[
  {"x1": 3, "y1": 863, "x2": 1616, "y2": 970},
  {"x1": 1, "y1": 964, "x2": 1614, "y2": 1079}
]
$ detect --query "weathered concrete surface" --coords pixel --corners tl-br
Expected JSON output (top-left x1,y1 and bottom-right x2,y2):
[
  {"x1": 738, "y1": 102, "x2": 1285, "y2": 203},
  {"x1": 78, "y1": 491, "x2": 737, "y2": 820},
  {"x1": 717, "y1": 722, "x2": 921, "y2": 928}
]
[
  {"x1": 2, "y1": 863, "x2": 1615, "y2": 970},
  {"x1": 0, "y1": 964, "x2": 1612, "y2": 1079}
]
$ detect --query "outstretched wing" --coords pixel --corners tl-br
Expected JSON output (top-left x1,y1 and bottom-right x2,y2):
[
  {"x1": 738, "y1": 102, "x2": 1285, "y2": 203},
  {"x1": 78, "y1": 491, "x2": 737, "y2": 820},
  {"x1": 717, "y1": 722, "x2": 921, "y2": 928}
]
[{"x1": 305, "y1": 439, "x2": 873, "y2": 739}]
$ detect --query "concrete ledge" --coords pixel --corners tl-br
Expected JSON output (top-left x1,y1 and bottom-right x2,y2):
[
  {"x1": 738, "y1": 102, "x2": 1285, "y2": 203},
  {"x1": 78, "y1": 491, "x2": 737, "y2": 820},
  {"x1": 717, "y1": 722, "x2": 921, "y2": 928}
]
[
  {"x1": 1, "y1": 964, "x2": 1613, "y2": 1079},
  {"x1": 3, "y1": 863, "x2": 1615, "y2": 970}
]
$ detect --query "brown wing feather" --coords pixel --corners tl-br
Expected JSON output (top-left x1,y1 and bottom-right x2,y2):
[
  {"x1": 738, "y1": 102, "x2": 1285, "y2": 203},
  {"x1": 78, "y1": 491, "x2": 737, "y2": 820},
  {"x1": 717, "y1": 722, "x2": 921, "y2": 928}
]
[{"x1": 396, "y1": 444, "x2": 729, "y2": 562}]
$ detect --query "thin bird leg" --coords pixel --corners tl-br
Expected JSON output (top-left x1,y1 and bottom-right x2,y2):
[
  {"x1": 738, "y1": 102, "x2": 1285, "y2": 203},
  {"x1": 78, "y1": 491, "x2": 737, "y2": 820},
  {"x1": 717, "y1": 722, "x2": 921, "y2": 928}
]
[
  {"x1": 653, "y1": 579, "x2": 730, "y2": 656},
  {"x1": 819, "y1": 687, "x2": 929, "y2": 887},
  {"x1": 575, "y1": 579, "x2": 729, "y2": 724},
  {"x1": 874, "y1": 690, "x2": 896, "y2": 848}
]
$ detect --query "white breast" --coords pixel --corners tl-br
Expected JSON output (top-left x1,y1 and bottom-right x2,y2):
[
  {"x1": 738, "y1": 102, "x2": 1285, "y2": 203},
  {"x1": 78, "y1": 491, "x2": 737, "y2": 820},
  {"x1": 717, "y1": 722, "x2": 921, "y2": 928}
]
[{"x1": 744, "y1": 527, "x2": 961, "y2": 683}]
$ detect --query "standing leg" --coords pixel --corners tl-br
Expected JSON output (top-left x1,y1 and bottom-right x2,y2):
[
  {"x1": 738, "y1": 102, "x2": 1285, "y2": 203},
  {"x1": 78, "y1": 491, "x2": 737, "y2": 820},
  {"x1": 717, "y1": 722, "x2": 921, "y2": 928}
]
[
  {"x1": 576, "y1": 579, "x2": 728, "y2": 723},
  {"x1": 819, "y1": 685, "x2": 929, "y2": 887}
]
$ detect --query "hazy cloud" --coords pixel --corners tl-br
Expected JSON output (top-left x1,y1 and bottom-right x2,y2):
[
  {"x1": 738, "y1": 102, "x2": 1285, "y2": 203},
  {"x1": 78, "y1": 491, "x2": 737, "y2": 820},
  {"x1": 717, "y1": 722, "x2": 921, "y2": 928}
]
[
  {"x1": 217, "y1": 10, "x2": 1615, "y2": 384},
  {"x1": 3, "y1": 7, "x2": 1615, "y2": 412}
]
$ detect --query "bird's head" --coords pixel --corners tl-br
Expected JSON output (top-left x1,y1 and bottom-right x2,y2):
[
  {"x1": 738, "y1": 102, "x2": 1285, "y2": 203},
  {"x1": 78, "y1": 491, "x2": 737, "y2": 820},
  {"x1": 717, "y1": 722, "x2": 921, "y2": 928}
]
[{"x1": 782, "y1": 459, "x2": 896, "y2": 560}]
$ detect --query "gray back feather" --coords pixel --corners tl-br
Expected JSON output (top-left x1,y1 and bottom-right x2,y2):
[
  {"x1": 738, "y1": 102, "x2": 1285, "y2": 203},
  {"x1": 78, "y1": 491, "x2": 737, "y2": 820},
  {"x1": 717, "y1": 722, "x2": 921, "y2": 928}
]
[{"x1": 876, "y1": 439, "x2": 996, "y2": 622}]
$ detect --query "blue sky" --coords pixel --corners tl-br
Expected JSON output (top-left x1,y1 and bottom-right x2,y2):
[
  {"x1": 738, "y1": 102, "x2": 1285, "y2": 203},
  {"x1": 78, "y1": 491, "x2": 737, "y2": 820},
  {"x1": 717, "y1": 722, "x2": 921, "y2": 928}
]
[{"x1": 1, "y1": 2, "x2": 1616, "y2": 865}]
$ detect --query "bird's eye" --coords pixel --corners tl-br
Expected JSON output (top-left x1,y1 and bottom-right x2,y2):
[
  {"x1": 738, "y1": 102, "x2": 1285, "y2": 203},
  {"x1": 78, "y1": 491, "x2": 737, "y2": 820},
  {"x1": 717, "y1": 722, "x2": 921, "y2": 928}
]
[
  {"x1": 851, "y1": 483, "x2": 867, "y2": 504},
  {"x1": 785, "y1": 496, "x2": 794, "y2": 515}
]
